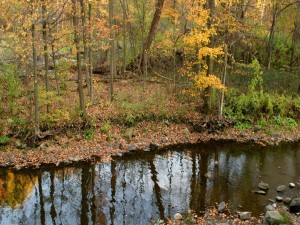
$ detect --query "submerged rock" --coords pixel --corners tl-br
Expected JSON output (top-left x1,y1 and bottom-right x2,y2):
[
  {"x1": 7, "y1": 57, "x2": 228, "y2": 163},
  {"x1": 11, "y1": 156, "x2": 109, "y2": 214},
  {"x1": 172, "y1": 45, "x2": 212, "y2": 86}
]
[
  {"x1": 275, "y1": 196, "x2": 283, "y2": 202},
  {"x1": 253, "y1": 190, "x2": 267, "y2": 195},
  {"x1": 276, "y1": 185, "x2": 285, "y2": 192},
  {"x1": 283, "y1": 197, "x2": 292, "y2": 204},
  {"x1": 258, "y1": 181, "x2": 269, "y2": 191}
]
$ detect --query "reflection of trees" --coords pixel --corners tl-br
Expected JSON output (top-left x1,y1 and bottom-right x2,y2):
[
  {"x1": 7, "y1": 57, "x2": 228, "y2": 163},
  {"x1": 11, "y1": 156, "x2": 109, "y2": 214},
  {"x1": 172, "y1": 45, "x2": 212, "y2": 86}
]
[
  {"x1": 110, "y1": 160, "x2": 117, "y2": 225},
  {"x1": 81, "y1": 166, "x2": 90, "y2": 225},
  {"x1": 1, "y1": 143, "x2": 300, "y2": 224},
  {"x1": 0, "y1": 170, "x2": 37, "y2": 209},
  {"x1": 38, "y1": 172, "x2": 45, "y2": 225},
  {"x1": 149, "y1": 158, "x2": 165, "y2": 221},
  {"x1": 50, "y1": 171, "x2": 57, "y2": 225}
]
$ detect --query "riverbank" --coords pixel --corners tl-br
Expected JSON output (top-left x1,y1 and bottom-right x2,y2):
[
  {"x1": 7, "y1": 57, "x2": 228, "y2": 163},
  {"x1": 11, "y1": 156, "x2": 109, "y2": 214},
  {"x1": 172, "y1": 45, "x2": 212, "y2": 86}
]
[{"x1": 1, "y1": 119, "x2": 300, "y2": 170}]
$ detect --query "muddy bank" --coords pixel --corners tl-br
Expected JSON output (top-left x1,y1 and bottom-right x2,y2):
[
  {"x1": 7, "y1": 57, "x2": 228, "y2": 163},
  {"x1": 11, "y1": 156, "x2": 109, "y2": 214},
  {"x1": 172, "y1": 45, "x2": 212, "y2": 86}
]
[{"x1": 1, "y1": 120, "x2": 300, "y2": 170}]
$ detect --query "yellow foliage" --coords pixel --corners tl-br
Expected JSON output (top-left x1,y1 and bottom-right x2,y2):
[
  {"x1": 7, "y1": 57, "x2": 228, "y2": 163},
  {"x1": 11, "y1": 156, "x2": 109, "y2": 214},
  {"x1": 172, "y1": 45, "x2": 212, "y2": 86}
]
[
  {"x1": 198, "y1": 46, "x2": 224, "y2": 59},
  {"x1": 194, "y1": 72, "x2": 227, "y2": 91}
]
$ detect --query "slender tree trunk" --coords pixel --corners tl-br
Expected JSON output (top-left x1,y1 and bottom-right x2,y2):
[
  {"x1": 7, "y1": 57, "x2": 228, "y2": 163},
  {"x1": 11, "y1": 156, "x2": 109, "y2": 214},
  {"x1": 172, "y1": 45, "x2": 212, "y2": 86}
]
[
  {"x1": 140, "y1": 0, "x2": 165, "y2": 70},
  {"x1": 42, "y1": 1, "x2": 50, "y2": 113},
  {"x1": 72, "y1": 0, "x2": 87, "y2": 120},
  {"x1": 291, "y1": 2, "x2": 300, "y2": 71},
  {"x1": 51, "y1": 40, "x2": 61, "y2": 96},
  {"x1": 88, "y1": 3, "x2": 94, "y2": 102},
  {"x1": 32, "y1": 21, "x2": 40, "y2": 135},
  {"x1": 79, "y1": 0, "x2": 90, "y2": 95},
  {"x1": 173, "y1": 0, "x2": 176, "y2": 93},
  {"x1": 266, "y1": 2, "x2": 278, "y2": 70},
  {"x1": 109, "y1": 0, "x2": 115, "y2": 101},
  {"x1": 218, "y1": 45, "x2": 228, "y2": 119},
  {"x1": 38, "y1": 173, "x2": 46, "y2": 225},
  {"x1": 120, "y1": 0, "x2": 127, "y2": 76}
]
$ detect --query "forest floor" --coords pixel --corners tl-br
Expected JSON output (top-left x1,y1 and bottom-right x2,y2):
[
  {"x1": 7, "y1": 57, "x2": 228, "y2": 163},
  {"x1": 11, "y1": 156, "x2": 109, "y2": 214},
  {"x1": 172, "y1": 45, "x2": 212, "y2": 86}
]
[{"x1": 1, "y1": 76, "x2": 300, "y2": 170}]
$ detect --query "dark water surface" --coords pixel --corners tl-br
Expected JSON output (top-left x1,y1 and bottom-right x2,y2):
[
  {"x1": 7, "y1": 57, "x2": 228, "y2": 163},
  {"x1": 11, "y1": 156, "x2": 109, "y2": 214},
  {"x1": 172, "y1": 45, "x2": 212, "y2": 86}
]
[{"x1": 0, "y1": 141, "x2": 299, "y2": 225}]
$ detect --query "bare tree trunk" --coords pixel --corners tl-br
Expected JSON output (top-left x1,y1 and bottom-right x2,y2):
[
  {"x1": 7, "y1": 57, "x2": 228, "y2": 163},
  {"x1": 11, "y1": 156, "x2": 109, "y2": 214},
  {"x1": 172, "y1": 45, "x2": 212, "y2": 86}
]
[
  {"x1": 140, "y1": 0, "x2": 165, "y2": 70},
  {"x1": 31, "y1": 10, "x2": 40, "y2": 135},
  {"x1": 120, "y1": 0, "x2": 127, "y2": 76},
  {"x1": 291, "y1": 2, "x2": 300, "y2": 71},
  {"x1": 79, "y1": 0, "x2": 90, "y2": 95},
  {"x1": 266, "y1": 2, "x2": 278, "y2": 70},
  {"x1": 173, "y1": 0, "x2": 176, "y2": 93},
  {"x1": 109, "y1": 0, "x2": 116, "y2": 101},
  {"x1": 72, "y1": 0, "x2": 87, "y2": 120},
  {"x1": 218, "y1": 45, "x2": 228, "y2": 119},
  {"x1": 42, "y1": 0, "x2": 50, "y2": 113},
  {"x1": 32, "y1": 24, "x2": 40, "y2": 135},
  {"x1": 88, "y1": 2, "x2": 94, "y2": 102},
  {"x1": 51, "y1": 38, "x2": 61, "y2": 96}
]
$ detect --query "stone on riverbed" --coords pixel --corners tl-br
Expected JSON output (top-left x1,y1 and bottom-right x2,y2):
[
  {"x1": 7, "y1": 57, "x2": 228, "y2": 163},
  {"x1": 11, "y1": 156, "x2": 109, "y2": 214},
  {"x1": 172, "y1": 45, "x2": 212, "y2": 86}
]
[
  {"x1": 276, "y1": 185, "x2": 285, "y2": 192},
  {"x1": 253, "y1": 190, "x2": 267, "y2": 195},
  {"x1": 265, "y1": 205, "x2": 276, "y2": 212},
  {"x1": 283, "y1": 197, "x2": 292, "y2": 204},
  {"x1": 289, "y1": 183, "x2": 296, "y2": 188},
  {"x1": 275, "y1": 196, "x2": 283, "y2": 202},
  {"x1": 258, "y1": 181, "x2": 269, "y2": 191}
]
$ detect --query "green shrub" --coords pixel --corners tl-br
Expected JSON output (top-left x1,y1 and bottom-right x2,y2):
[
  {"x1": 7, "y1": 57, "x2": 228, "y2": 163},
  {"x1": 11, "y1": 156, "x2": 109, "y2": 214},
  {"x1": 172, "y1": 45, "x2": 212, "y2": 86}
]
[
  {"x1": 234, "y1": 121, "x2": 251, "y2": 130},
  {"x1": 84, "y1": 126, "x2": 95, "y2": 140},
  {"x1": 285, "y1": 117, "x2": 297, "y2": 129},
  {"x1": 0, "y1": 63, "x2": 22, "y2": 115},
  {"x1": 0, "y1": 136, "x2": 10, "y2": 145},
  {"x1": 100, "y1": 122, "x2": 110, "y2": 134}
]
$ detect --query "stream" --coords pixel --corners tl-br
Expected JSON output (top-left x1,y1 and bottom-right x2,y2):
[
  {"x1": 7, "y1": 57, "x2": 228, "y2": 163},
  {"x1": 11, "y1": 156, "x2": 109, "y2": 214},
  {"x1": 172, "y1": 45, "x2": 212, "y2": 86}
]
[{"x1": 0, "y1": 141, "x2": 299, "y2": 225}]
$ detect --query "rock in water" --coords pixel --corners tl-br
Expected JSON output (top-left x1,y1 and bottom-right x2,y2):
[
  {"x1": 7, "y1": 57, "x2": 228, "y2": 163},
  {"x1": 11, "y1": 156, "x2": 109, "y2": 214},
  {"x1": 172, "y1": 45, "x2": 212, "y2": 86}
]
[
  {"x1": 283, "y1": 197, "x2": 291, "y2": 204},
  {"x1": 253, "y1": 190, "x2": 267, "y2": 195},
  {"x1": 276, "y1": 196, "x2": 283, "y2": 202},
  {"x1": 265, "y1": 211, "x2": 283, "y2": 224},
  {"x1": 218, "y1": 202, "x2": 226, "y2": 212},
  {"x1": 265, "y1": 205, "x2": 275, "y2": 212},
  {"x1": 290, "y1": 198, "x2": 300, "y2": 213},
  {"x1": 289, "y1": 183, "x2": 296, "y2": 188},
  {"x1": 258, "y1": 181, "x2": 269, "y2": 191},
  {"x1": 276, "y1": 185, "x2": 285, "y2": 192}
]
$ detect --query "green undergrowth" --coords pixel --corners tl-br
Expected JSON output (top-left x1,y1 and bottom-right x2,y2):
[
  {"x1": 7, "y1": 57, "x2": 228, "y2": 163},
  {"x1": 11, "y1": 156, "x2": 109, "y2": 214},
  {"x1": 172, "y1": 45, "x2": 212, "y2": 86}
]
[{"x1": 225, "y1": 59, "x2": 300, "y2": 131}]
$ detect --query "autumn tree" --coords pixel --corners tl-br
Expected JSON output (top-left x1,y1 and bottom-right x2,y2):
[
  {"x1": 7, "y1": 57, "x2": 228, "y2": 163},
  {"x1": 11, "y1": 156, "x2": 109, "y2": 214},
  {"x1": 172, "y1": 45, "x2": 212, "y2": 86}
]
[{"x1": 181, "y1": 0, "x2": 225, "y2": 113}]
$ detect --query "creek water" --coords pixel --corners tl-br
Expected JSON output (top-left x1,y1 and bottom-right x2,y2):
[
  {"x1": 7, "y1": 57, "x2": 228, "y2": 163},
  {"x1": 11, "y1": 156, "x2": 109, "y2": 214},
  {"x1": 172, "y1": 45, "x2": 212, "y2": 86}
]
[{"x1": 0, "y1": 141, "x2": 299, "y2": 225}]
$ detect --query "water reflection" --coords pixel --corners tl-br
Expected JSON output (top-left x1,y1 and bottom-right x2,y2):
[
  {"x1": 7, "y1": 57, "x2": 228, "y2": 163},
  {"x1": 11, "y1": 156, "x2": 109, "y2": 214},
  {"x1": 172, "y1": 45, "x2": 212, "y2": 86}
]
[{"x1": 0, "y1": 142, "x2": 299, "y2": 225}]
